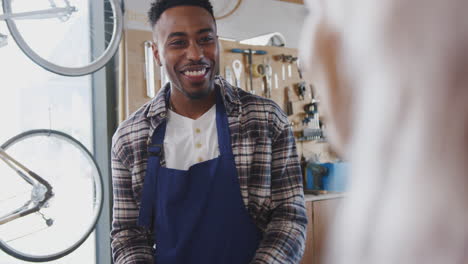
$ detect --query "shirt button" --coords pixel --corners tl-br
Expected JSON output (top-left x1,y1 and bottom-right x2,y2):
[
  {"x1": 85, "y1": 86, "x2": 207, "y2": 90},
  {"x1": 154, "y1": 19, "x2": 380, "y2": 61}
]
[
  {"x1": 195, "y1": 143, "x2": 202, "y2": 148},
  {"x1": 198, "y1": 157, "x2": 204, "y2": 162},
  {"x1": 195, "y1": 128, "x2": 201, "y2": 133}
]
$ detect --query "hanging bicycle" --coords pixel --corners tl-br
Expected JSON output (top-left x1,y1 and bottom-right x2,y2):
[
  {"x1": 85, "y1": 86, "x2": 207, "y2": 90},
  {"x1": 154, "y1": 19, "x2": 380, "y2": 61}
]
[
  {"x1": 211, "y1": 0, "x2": 243, "y2": 20},
  {"x1": 0, "y1": 0, "x2": 123, "y2": 76},
  {"x1": 0, "y1": 129, "x2": 104, "y2": 262}
]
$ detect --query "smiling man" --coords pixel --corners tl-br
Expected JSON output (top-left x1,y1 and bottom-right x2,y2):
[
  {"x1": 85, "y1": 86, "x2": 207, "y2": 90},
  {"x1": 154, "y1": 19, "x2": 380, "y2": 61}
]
[{"x1": 110, "y1": 0, "x2": 307, "y2": 263}]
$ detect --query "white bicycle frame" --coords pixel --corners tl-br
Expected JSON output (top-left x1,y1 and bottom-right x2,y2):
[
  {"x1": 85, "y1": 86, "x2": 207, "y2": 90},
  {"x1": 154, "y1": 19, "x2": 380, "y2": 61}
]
[{"x1": 0, "y1": 0, "x2": 77, "y2": 47}]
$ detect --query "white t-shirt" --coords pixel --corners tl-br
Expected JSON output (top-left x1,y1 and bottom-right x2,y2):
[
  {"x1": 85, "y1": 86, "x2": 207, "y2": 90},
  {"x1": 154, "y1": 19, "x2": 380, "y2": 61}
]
[{"x1": 164, "y1": 105, "x2": 220, "y2": 170}]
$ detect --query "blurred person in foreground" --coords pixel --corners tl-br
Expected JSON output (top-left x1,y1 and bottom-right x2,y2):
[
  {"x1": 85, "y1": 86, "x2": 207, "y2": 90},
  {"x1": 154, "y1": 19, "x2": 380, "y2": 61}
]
[{"x1": 299, "y1": 0, "x2": 468, "y2": 263}]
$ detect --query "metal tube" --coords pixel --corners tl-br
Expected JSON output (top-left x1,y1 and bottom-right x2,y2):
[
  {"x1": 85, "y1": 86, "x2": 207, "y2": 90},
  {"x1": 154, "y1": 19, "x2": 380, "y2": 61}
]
[{"x1": 0, "y1": 7, "x2": 76, "y2": 21}]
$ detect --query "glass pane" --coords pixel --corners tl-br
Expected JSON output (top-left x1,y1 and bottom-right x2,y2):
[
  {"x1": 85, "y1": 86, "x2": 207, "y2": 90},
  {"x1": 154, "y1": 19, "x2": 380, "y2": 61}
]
[{"x1": 0, "y1": 7, "x2": 96, "y2": 264}]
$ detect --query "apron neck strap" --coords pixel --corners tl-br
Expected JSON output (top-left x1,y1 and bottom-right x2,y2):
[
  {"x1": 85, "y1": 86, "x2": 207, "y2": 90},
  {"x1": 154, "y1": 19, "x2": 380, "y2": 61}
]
[{"x1": 215, "y1": 87, "x2": 233, "y2": 156}]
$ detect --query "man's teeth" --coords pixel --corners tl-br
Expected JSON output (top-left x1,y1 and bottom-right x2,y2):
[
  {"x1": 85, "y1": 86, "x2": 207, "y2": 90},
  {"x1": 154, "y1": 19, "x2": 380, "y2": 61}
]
[{"x1": 184, "y1": 68, "x2": 206, "y2": 76}]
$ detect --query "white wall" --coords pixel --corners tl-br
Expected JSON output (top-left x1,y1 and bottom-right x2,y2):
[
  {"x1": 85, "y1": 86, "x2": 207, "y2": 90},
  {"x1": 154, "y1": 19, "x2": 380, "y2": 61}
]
[{"x1": 123, "y1": 0, "x2": 307, "y2": 48}]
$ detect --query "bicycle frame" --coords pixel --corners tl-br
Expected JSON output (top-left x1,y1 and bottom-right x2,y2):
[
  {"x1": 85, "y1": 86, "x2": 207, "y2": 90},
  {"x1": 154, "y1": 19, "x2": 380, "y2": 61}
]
[
  {"x1": 0, "y1": 0, "x2": 76, "y2": 22},
  {"x1": 0, "y1": 148, "x2": 54, "y2": 225}
]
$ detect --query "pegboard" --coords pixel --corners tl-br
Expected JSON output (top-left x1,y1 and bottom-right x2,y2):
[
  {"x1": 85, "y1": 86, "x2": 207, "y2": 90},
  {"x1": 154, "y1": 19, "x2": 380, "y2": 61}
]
[
  {"x1": 219, "y1": 40, "x2": 336, "y2": 162},
  {"x1": 220, "y1": 40, "x2": 311, "y2": 137}
]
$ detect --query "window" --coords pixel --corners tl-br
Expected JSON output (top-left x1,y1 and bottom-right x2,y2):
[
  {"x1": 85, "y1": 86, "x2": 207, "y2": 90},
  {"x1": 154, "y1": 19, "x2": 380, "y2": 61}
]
[{"x1": 0, "y1": 1, "x2": 114, "y2": 262}]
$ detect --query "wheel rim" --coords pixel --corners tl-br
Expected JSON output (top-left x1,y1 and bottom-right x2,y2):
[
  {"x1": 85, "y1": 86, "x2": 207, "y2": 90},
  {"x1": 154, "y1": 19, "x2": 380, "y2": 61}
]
[{"x1": 0, "y1": 129, "x2": 104, "y2": 262}]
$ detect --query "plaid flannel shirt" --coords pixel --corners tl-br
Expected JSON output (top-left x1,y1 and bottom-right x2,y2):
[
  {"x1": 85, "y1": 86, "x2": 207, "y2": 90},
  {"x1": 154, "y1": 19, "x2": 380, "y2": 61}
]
[{"x1": 111, "y1": 76, "x2": 307, "y2": 264}]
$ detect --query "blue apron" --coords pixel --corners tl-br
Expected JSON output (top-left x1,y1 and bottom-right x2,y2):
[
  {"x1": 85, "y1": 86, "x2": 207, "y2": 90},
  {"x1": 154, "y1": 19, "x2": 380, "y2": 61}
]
[{"x1": 138, "y1": 88, "x2": 262, "y2": 264}]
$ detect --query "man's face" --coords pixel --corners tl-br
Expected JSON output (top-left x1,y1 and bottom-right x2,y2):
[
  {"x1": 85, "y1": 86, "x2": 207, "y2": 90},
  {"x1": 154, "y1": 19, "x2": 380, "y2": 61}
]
[{"x1": 153, "y1": 6, "x2": 219, "y2": 100}]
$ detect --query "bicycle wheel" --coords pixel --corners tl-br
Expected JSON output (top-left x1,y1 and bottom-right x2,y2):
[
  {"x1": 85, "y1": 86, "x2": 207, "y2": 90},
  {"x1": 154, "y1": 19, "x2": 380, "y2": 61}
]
[
  {"x1": 2, "y1": 0, "x2": 123, "y2": 76},
  {"x1": 0, "y1": 129, "x2": 103, "y2": 262},
  {"x1": 212, "y1": 0, "x2": 242, "y2": 20}
]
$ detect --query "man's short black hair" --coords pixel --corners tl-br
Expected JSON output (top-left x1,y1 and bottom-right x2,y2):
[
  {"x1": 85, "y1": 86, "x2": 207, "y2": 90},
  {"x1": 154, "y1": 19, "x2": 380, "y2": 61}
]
[{"x1": 148, "y1": 0, "x2": 215, "y2": 28}]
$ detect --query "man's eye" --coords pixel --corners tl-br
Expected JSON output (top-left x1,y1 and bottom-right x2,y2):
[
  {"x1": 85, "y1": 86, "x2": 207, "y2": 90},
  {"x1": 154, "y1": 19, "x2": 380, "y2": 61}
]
[
  {"x1": 169, "y1": 40, "x2": 186, "y2": 46},
  {"x1": 200, "y1": 36, "x2": 214, "y2": 43}
]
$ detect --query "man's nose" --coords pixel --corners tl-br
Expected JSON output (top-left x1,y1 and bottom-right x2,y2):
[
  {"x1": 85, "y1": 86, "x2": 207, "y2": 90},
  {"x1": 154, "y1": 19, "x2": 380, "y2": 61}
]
[{"x1": 186, "y1": 42, "x2": 204, "y2": 61}]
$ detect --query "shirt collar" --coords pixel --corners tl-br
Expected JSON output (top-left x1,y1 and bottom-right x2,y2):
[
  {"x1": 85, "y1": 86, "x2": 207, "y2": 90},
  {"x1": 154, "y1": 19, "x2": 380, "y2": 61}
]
[{"x1": 146, "y1": 75, "x2": 241, "y2": 119}]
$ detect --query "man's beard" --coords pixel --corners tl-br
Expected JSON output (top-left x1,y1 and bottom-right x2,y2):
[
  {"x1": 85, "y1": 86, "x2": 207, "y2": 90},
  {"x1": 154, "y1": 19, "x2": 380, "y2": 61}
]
[{"x1": 177, "y1": 81, "x2": 214, "y2": 100}]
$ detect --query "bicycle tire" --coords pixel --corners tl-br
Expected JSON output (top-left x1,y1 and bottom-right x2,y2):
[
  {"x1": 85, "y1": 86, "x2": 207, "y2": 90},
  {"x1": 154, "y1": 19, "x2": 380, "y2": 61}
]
[
  {"x1": 2, "y1": 0, "x2": 123, "y2": 76},
  {"x1": 0, "y1": 129, "x2": 104, "y2": 262},
  {"x1": 213, "y1": 0, "x2": 242, "y2": 20}
]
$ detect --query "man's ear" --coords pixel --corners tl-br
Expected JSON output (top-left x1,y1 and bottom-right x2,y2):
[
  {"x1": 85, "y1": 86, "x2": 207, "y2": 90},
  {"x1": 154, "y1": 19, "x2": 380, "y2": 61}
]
[{"x1": 152, "y1": 42, "x2": 162, "y2": 67}]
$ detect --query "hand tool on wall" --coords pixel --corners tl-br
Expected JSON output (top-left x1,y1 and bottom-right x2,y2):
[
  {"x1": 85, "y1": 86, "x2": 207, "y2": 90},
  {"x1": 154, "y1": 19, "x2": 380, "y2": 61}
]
[
  {"x1": 282, "y1": 63, "x2": 286, "y2": 81},
  {"x1": 303, "y1": 95, "x2": 322, "y2": 139},
  {"x1": 274, "y1": 54, "x2": 292, "y2": 62},
  {"x1": 251, "y1": 63, "x2": 266, "y2": 94},
  {"x1": 274, "y1": 54, "x2": 298, "y2": 80},
  {"x1": 315, "y1": 112, "x2": 322, "y2": 139},
  {"x1": 285, "y1": 86, "x2": 294, "y2": 116},
  {"x1": 288, "y1": 56, "x2": 298, "y2": 78},
  {"x1": 225, "y1": 65, "x2": 234, "y2": 86},
  {"x1": 296, "y1": 81, "x2": 307, "y2": 100},
  {"x1": 252, "y1": 63, "x2": 265, "y2": 78},
  {"x1": 263, "y1": 58, "x2": 273, "y2": 98},
  {"x1": 231, "y1": 48, "x2": 267, "y2": 94},
  {"x1": 274, "y1": 54, "x2": 289, "y2": 81},
  {"x1": 264, "y1": 64, "x2": 273, "y2": 98},
  {"x1": 232, "y1": 60, "x2": 243, "y2": 88},
  {"x1": 144, "y1": 41, "x2": 156, "y2": 98},
  {"x1": 274, "y1": 73, "x2": 279, "y2": 89},
  {"x1": 296, "y1": 58, "x2": 303, "y2": 79}
]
